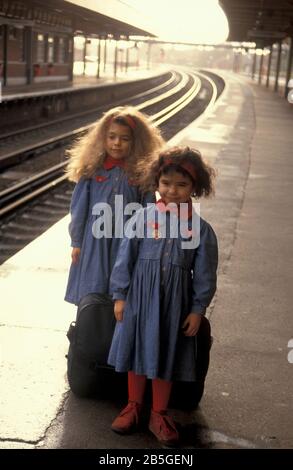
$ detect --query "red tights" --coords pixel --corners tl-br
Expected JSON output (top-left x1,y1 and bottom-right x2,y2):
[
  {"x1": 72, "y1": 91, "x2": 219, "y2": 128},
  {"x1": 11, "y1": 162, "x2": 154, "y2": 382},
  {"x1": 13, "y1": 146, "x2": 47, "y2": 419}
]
[{"x1": 128, "y1": 371, "x2": 172, "y2": 413}]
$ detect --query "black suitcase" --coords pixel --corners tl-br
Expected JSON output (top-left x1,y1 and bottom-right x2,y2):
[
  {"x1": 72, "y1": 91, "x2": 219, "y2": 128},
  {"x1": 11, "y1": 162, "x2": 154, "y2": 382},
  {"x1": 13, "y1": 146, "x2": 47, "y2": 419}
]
[
  {"x1": 170, "y1": 316, "x2": 212, "y2": 409},
  {"x1": 66, "y1": 294, "x2": 212, "y2": 408},
  {"x1": 66, "y1": 293, "x2": 127, "y2": 398}
]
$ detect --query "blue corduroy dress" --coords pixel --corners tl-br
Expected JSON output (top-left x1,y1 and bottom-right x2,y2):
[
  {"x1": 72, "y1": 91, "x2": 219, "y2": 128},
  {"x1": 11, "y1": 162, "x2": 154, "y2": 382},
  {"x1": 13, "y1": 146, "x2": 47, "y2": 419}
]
[{"x1": 108, "y1": 204, "x2": 218, "y2": 382}]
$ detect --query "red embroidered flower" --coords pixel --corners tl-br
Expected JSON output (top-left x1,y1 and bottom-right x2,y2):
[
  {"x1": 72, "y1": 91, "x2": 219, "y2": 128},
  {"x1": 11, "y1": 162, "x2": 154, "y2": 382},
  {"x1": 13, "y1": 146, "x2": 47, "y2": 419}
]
[
  {"x1": 96, "y1": 175, "x2": 108, "y2": 182},
  {"x1": 147, "y1": 221, "x2": 161, "y2": 239},
  {"x1": 147, "y1": 221, "x2": 160, "y2": 229}
]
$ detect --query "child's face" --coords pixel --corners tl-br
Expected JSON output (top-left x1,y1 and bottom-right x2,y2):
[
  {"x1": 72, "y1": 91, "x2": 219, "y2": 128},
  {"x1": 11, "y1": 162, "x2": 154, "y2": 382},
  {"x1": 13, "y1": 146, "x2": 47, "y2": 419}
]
[
  {"x1": 105, "y1": 122, "x2": 132, "y2": 160},
  {"x1": 158, "y1": 170, "x2": 194, "y2": 205}
]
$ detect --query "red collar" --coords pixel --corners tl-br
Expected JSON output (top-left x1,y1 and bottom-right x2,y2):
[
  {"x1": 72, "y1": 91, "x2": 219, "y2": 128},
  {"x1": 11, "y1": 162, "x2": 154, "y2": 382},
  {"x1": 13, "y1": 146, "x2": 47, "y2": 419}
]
[
  {"x1": 156, "y1": 198, "x2": 193, "y2": 220},
  {"x1": 103, "y1": 154, "x2": 126, "y2": 170}
]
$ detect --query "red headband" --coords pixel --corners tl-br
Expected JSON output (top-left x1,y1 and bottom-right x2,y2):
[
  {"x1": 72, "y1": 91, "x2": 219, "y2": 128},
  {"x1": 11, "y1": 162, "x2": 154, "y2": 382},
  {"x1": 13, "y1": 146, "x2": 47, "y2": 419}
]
[
  {"x1": 109, "y1": 115, "x2": 136, "y2": 130},
  {"x1": 124, "y1": 116, "x2": 136, "y2": 130},
  {"x1": 162, "y1": 158, "x2": 197, "y2": 182}
]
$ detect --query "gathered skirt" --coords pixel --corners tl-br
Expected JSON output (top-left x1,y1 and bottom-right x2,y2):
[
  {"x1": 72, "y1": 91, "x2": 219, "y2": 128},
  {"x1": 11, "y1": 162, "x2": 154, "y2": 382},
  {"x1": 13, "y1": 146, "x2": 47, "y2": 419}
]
[{"x1": 108, "y1": 259, "x2": 198, "y2": 382}]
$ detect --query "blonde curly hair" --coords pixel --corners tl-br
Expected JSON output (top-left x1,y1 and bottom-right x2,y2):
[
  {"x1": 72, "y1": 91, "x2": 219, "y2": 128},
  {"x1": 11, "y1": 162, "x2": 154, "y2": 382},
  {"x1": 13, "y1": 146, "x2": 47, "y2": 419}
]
[{"x1": 65, "y1": 106, "x2": 165, "y2": 182}]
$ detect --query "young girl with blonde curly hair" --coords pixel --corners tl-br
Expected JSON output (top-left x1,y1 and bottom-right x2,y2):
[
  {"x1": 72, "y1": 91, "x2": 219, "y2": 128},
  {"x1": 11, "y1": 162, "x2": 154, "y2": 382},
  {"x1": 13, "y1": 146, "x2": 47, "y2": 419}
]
[{"x1": 64, "y1": 106, "x2": 164, "y2": 397}]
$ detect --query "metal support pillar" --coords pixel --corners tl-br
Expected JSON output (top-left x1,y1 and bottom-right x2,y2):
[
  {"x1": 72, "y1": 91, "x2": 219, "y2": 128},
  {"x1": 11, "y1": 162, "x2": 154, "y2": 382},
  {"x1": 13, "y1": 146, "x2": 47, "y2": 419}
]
[
  {"x1": 83, "y1": 36, "x2": 86, "y2": 75},
  {"x1": 147, "y1": 41, "x2": 152, "y2": 70},
  {"x1": 251, "y1": 52, "x2": 256, "y2": 80},
  {"x1": 136, "y1": 44, "x2": 139, "y2": 70},
  {"x1": 24, "y1": 26, "x2": 33, "y2": 85},
  {"x1": 68, "y1": 35, "x2": 74, "y2": 82},
  {"x1": 3, "y1": 24, "x2": 8, "y2": 86},
  {"x1": 266, "y1": 45, "x2": 272, "y2": 88},
  {"x1": 120, "y1": 49, "x2": 124, "y2": 71},
  {"x1": 233, "y1": 52, "x2": 239, "y2": 72},
  {"x1": 258, "y1": 52, "x2": 264, "y2": 84},
  {"x1": 274, "y1": 41, "x2": 282, "y2": 92},
  {"x1": 114, "y1": 40, "x2": 118, "y2": 79},
  {"x1": 44, "y1": 33, "x2": 48, "y2": 65},
  {"x1": 96, "y1": 37, "x2": 101, "y2": 78},
  {"x1": 285, "y1": 37, "x2": 293, "y2": 98},
  {"x1": 125, "y1": 46, "x2": 129, "y2": 73},
  {"x1": 103, "y1": 39, "x2": 107, "y2": 73}
]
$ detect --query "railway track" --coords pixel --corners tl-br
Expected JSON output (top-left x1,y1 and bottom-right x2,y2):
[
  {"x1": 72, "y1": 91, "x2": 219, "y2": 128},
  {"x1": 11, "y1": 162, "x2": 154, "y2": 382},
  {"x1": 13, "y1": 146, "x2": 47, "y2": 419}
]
[
  {"x1": 0, "y1": 69, "x2": 224, "y2": 264},
  {"x1": 0, "y1": 71, "x2": 179, "y2": 169}
]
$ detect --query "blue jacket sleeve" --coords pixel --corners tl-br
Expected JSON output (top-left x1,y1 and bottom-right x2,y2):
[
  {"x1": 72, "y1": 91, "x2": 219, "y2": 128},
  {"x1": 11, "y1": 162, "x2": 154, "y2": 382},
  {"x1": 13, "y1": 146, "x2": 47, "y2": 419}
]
[
  {"x1": 68, "y1": 178, "x2": 90, "y2": 248},
  {"x1": 110, "y1": 212, "x2": 142, "y2": 301},
  {"x1": 191, "y1": 220, "x2": 218, "y2": 314}
]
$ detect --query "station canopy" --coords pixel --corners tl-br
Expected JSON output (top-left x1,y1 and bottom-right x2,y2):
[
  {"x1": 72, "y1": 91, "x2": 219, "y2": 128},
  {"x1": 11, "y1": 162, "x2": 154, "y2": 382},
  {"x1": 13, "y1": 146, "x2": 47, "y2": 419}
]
[
  {"x1": 220, "y1": 0, "x2": 293, "y2": 46},
  {"x1": 63, "y1": 0, "x2": 156, "y2": 38}
]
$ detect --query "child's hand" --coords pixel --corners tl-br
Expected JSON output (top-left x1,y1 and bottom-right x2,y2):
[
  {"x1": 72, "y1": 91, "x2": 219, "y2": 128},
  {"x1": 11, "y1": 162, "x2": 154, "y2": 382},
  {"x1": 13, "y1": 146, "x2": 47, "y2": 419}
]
[
  {"x1": 71, "y1": 247, "x2": 81, "y2": 264},
  {"x1": 114, "y1": 300, "x2": 126, "y2": 322},
  {"x1": 182, "y1": 313, "x2": 202, "y2": 336}
]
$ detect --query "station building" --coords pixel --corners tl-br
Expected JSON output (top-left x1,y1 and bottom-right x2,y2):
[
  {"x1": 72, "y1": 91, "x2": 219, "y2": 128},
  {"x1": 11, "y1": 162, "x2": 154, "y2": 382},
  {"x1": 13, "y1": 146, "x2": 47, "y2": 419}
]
[{"x1": 0, "y1": 0, "x2": 155, "y2": 89}]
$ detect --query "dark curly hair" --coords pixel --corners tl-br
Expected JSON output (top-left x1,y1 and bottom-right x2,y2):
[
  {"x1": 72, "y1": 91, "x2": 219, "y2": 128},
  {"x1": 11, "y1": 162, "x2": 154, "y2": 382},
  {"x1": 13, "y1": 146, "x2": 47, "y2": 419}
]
[{"x1": 138, "y1": 146, "x2": 216, "y2": 198}]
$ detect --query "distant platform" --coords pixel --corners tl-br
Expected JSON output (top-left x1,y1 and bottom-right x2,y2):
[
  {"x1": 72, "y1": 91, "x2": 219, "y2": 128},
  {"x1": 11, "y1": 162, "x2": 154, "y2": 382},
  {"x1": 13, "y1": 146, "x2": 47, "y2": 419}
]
[{"x1": 1, "y1": 66, "x2": 166, "y2": 102}]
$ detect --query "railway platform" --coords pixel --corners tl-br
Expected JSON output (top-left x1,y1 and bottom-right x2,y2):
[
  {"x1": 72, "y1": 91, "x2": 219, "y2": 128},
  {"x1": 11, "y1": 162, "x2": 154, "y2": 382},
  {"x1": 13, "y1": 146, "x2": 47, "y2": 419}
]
[
  {"x1": 0, "y1": 71, "x2": 293, "y2": 451},
  {"x1": 1, "y1": 66, "x2": 164, "y2": 101}
]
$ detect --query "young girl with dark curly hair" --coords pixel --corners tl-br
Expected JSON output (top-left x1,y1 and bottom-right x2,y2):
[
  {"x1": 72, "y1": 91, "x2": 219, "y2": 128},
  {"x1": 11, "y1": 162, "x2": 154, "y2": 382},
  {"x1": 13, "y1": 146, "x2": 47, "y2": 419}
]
[{"x1": 108, "y1": 146, "x2": 218, "y2": 446}]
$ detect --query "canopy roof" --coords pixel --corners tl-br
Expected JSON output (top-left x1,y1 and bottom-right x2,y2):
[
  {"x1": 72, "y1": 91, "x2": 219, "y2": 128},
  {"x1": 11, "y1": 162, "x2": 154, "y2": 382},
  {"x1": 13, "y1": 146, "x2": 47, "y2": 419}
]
[{"x1": 220, "y1": 0, "x2": 293, "y2": 46}]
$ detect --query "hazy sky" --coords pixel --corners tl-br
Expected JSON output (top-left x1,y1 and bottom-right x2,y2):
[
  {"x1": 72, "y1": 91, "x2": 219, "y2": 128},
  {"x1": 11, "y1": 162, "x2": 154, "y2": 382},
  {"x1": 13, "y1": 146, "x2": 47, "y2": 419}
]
[{"x1": 123, "y1": 0, "x2": 229, "y2": 44}]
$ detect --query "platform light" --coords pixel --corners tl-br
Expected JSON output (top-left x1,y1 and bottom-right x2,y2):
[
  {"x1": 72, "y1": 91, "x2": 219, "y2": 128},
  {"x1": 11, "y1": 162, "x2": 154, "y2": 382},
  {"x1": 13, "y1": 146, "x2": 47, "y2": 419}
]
[
  {"x1": 255, "y1": 48, "x2": 264, "y2": 56},
  {"x1": 118, "y1": 40, "x2": 134, "y2": 50},
  {"x1": 241, "y1": 41, "x2": 256, "y2": 48}
]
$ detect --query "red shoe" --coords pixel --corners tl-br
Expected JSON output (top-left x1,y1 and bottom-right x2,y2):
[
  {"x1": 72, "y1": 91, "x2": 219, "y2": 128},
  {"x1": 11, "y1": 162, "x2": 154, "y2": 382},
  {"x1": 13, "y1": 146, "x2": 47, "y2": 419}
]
[
  {"x1": 111, "y1": 401, "x2": 142, "y2": 434},
  {"x1": 149, "y1": 410, "x2": 179, "y2": 446}
]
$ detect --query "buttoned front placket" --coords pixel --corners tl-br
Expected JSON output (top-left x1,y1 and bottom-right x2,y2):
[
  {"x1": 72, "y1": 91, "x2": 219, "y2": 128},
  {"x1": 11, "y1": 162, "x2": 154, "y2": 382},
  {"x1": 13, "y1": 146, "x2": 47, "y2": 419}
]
[
  {"x1": 109, "y1": 168, "x2": 121, "y2": 209},
  {"x1": 160, "y1": 237, "x2": 173, "y2": 285},
  {"x1": 108, "y1": 168, "x2": 124, "y2": 237},
  {"x1": 159, "y1": 212, "x2": 177, "y2": 286}
]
